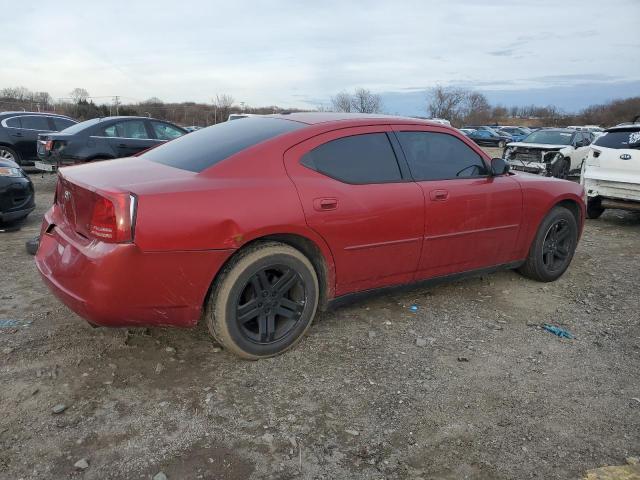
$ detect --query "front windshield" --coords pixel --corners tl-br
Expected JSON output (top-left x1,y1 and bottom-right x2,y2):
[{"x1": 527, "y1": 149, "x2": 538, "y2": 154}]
[
  {"x1": 59, "y1": 117, "x2": 102, "y2": 134},
  {"x1": 522, "y1": 130, "x2": 573, "y2": 145}
]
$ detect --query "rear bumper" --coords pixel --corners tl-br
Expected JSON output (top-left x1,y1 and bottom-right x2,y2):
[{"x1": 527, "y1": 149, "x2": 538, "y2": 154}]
[
  {"x1": 35, "y1": 211, "x2": 234, "y2": 328},
  {"x1": 583, "y1": 177, "x2": 640, "y2": 203}
]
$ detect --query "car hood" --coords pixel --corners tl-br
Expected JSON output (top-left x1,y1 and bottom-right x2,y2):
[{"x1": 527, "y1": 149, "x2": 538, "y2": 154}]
[
  {"x1": 0, "y1": 158, "x2": 20, "y2": 169},
  {"x1": 506, "y1": 142, "x2": 568, "y2": 150}
]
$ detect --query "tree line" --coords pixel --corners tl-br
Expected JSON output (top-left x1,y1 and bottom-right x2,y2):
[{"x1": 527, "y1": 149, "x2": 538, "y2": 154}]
[{"x1": 1, "y1": 85, "x2": 637, "y2": 128}]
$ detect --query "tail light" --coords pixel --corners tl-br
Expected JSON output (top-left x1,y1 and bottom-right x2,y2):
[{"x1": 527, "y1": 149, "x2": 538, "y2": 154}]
[{"x1": 88, "y1": 192, "x2": 137, "y2": 243}]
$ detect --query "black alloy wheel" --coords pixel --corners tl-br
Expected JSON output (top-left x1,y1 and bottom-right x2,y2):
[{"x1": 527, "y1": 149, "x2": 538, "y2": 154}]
[
  {"x1": 541, "y1": 219, "x2": 572, "y2": 273},
  {"x1": 235, "y1": 265, "x2": 306, "y2": 344}
]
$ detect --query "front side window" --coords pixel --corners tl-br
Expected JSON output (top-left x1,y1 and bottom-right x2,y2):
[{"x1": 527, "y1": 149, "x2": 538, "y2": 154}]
[
  {"x1": 103, "y1": 120, "x2": 148, "y2": 139},
  {"x1": 151, "y1": 121, "x2": 185, "y2": 140},
  {"x1": 19, "y1": 115, "x2": 50, "y2": 130},
  {"x1": 301, "y1": 133, "x2": 402, "y2": 184},
  {"x1": 397, "y1": 131, "x2": 488, "y2": 181}
]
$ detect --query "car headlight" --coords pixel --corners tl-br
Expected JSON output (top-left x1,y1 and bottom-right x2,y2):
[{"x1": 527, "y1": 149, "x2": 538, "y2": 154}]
[{"x1": 0, "y1": 167, "x2": 22, "y2": 177}]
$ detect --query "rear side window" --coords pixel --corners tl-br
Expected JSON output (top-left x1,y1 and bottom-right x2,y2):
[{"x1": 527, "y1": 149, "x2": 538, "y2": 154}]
[
  {"x1": 594, "y1": 129, "x2": 640, "y2": 149},
  {"x1": 20, "y1": 116, "x2": 50, "y2": 130},
  {"x1": 51, "y1": 117, "x2": 76, "y2": 131},
  {"x1": 301, "y1": 133, "x2": 402, "y2": 184},
  {"x1": 144, "y1": 117, "x2": 304, "y2": 172},
  {"x1": 5, "y1": 117, "x2": 21, "y2": 128},
  {"x1": 397, "y1": 131, "x2": 488, "y2": 181}
]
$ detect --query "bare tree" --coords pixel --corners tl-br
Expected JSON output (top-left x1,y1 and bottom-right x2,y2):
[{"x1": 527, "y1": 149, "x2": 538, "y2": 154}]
[
  {"x1": 69, "y1": 88, "x2": 90, "y2": 103},
  {"x1": 426, "y1": 86, "x2": 467, "y2": 124},
  {"x1": 213, "y1": 93, "x2": 235, "y2": 123},
  {"x1": 463, "y1": 91, "x2": 491, "y2": 124},
  {"x1": 330, "y1": 91, "x2": 353, "y2": 112},
  {"x1": 351, "y1": 88, "x2": 383, "y2": 113}
]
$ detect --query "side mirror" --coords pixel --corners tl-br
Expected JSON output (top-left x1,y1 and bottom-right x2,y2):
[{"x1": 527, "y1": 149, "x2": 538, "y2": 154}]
[{"x1": 491, "y1": 157, "x2": 510, "y2": 176}]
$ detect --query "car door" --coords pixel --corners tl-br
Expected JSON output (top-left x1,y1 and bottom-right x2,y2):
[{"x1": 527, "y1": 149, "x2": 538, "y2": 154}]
[
  {"x1": 393, "y1": 126, "x2": 523, "y2": 279},
  {"x1": 11, "y1": 115, "x2": 52, "y2": 161},
  {"x1": 569, "y1": 132, "x2": 590, "y2": 171},
  {"x1": 284, "y1": 126, "x2": 424, "y2": 295},
  {"x1": 101, "y1": 119, "x2": 158, "y2": 157}
]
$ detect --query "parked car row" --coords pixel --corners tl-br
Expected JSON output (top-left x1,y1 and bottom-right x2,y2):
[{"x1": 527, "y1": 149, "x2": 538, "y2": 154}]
[{"x1": 35, "y1": 116, "x2": 187, "y2": 171}]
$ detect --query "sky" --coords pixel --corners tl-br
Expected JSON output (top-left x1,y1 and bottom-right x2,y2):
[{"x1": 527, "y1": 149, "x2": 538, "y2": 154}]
[{"x1": 1, "y1": 0, "x2": 639, "y2": 114}]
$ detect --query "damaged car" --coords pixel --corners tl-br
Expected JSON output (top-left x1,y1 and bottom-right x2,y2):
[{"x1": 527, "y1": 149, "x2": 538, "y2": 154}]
[
  {"x1": 581, "y1": 122, "x2": 640, "y2": 218},
  {"x1": 503, "y1": 128, "x2": 592, "y2": 178}
]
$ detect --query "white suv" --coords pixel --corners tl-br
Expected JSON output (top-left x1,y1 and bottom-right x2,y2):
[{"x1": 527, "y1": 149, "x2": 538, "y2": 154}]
[{"x1": 581, "y1": 123, "x2": 640, "y2": 218}]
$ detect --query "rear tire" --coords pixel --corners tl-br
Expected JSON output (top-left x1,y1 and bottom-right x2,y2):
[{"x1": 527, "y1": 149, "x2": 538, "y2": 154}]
[
  {"x1": 518, "y1": 206, "x2": 578, "y2": 282},
  {"x1": 206, "y1": 242, "x2": 319, "y2": 359},
  {"x1": 586, "y1": 197, "x2": 604, "y2": 219}
]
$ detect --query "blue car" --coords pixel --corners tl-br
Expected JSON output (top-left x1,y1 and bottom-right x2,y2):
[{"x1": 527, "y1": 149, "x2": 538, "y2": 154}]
[{"x1": 496, "y1": 126, "x2": 531, "y2": 143}]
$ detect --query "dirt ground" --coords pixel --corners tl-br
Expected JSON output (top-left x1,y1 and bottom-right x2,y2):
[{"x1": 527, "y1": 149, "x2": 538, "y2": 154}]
[{"x1": 1, "y1": 151, "x2": 639, "y2": 480}]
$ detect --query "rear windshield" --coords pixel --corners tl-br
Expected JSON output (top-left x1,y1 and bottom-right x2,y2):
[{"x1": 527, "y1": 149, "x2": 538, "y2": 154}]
[
  {"x1": 143, "y1": 117, "x2": 305, "y2": 172},
  {"x1": 594, "y1": 129, "x2": 640, "y2": 149}
]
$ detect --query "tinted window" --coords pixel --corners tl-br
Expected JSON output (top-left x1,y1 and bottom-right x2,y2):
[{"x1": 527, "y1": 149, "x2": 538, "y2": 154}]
[
  {"x1": 594, "y1": 129, "x2": 640, "y2": 149},
  {"x1": 103, "y1": 120, "x2": 148, "y2": 139},
  {"x1": 51, "y1": 117, "x2": 76, "y2": 131},
  {"x1": 19, "y1": 116, "x2": 50, "y2": 130},
  {"x1": 144, "y1": 117, "x2": 304, "y2": 172},
  {"x1": 151, "y1": 121, "x2": 185, "y2": 140},
  {"x1": 301, "y1": 133, "x2": 402, "y2": 184},
  {"x1": 5, "y1": 117, "x2": 21, "y2": 128},
  {"x1": 398, "y1": 131, "x2": 488, "y2": 181}
]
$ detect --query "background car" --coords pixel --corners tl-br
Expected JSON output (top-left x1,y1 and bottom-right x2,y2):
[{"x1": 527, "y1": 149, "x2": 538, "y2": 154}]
[
  {"x1": 503, "y1": 128, "x2": 593, "y2": 178},
  {"x1": 35, "y1": 116, "x2": 187, "y2": 171},
  {"x1": 0, "y1": 112, "x2": 77, "y2": 167},
  {"x1": 36, "y1": 113, "x2": 584, "y2": 360},
  {"x1": 465, "y1": 128, "x2": 512, "y2": 147},
  {"x1": 496, "y1": 126, "x2": 531, "y2": 142},
  {"x1": 0, "y1": 156, "x2": 34, "y2": 225},
  {"x1": 581, "y1": 123, "x2": 640, "y2": 218}
]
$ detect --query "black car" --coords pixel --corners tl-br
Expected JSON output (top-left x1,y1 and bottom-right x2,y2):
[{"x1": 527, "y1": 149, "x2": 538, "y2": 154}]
[
  {"x1": 464, "y1": 128, "x2": 512, "y2": 148},
  {"x1": 35, "y1": 116, "x2": 187, "y2": 171},
  {"x1": 0, "y1": 111, "x2": 77, "y2": 167},
  {"x1": 0, "y1": 156, "x2": 35, "y2": 225}
]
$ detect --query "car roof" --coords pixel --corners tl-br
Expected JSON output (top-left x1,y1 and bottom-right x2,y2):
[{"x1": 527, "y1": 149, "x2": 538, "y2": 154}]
[
  {"x1": 266, "y1": 112, "x2": 443, "y2": 127},
  {"x1": 0, "y1": 111, "x2": 74, "y2": 119}
]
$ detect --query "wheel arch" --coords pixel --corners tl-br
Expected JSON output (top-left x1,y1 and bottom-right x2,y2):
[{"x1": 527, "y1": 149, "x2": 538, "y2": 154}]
[{"x1": 202, "y1": 230, "x2": 336, "y2": 323}]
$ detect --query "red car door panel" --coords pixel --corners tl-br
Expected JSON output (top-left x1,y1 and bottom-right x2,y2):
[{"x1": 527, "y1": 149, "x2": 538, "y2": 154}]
[
  {"x1": 284, "y1": 126, "x2": 424, "y2": 295},
  {"x1": 392, "y1": 125, "x2": 523, "y2": 280},
  {"x1": 417, "y1": 176, "x2": 523, "y2": 278}
]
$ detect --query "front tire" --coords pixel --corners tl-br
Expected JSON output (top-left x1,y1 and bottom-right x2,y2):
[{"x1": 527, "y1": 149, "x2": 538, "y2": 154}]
[
  {"x1": 0, "y1": 146, "x2": 20, "y2": 164},
  {"x1": 550, "y1": 157, "x2": 570, "y2": 179},
  {"x1": 518, "y1": 206, "x2": 578, "y2": 282},
  {"x1": 206, "y1": 242, "x2": 319, "y2": 359}
]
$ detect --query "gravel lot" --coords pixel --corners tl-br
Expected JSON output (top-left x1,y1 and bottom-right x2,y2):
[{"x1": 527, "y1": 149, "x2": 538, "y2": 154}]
[{"x1": 1, "y1": 151, "x2": 639, "y2": 480}]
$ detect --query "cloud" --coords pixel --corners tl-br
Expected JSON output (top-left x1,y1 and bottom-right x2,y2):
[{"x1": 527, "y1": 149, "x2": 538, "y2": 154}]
[{"x1": 0, "y1": 0, "x2": 638, "y2": 110}]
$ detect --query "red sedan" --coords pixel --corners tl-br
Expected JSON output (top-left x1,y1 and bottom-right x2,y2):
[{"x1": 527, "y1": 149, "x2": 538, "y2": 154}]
[{"x1": 36, "y1": 114, "x2": 585, "y2": 359}]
